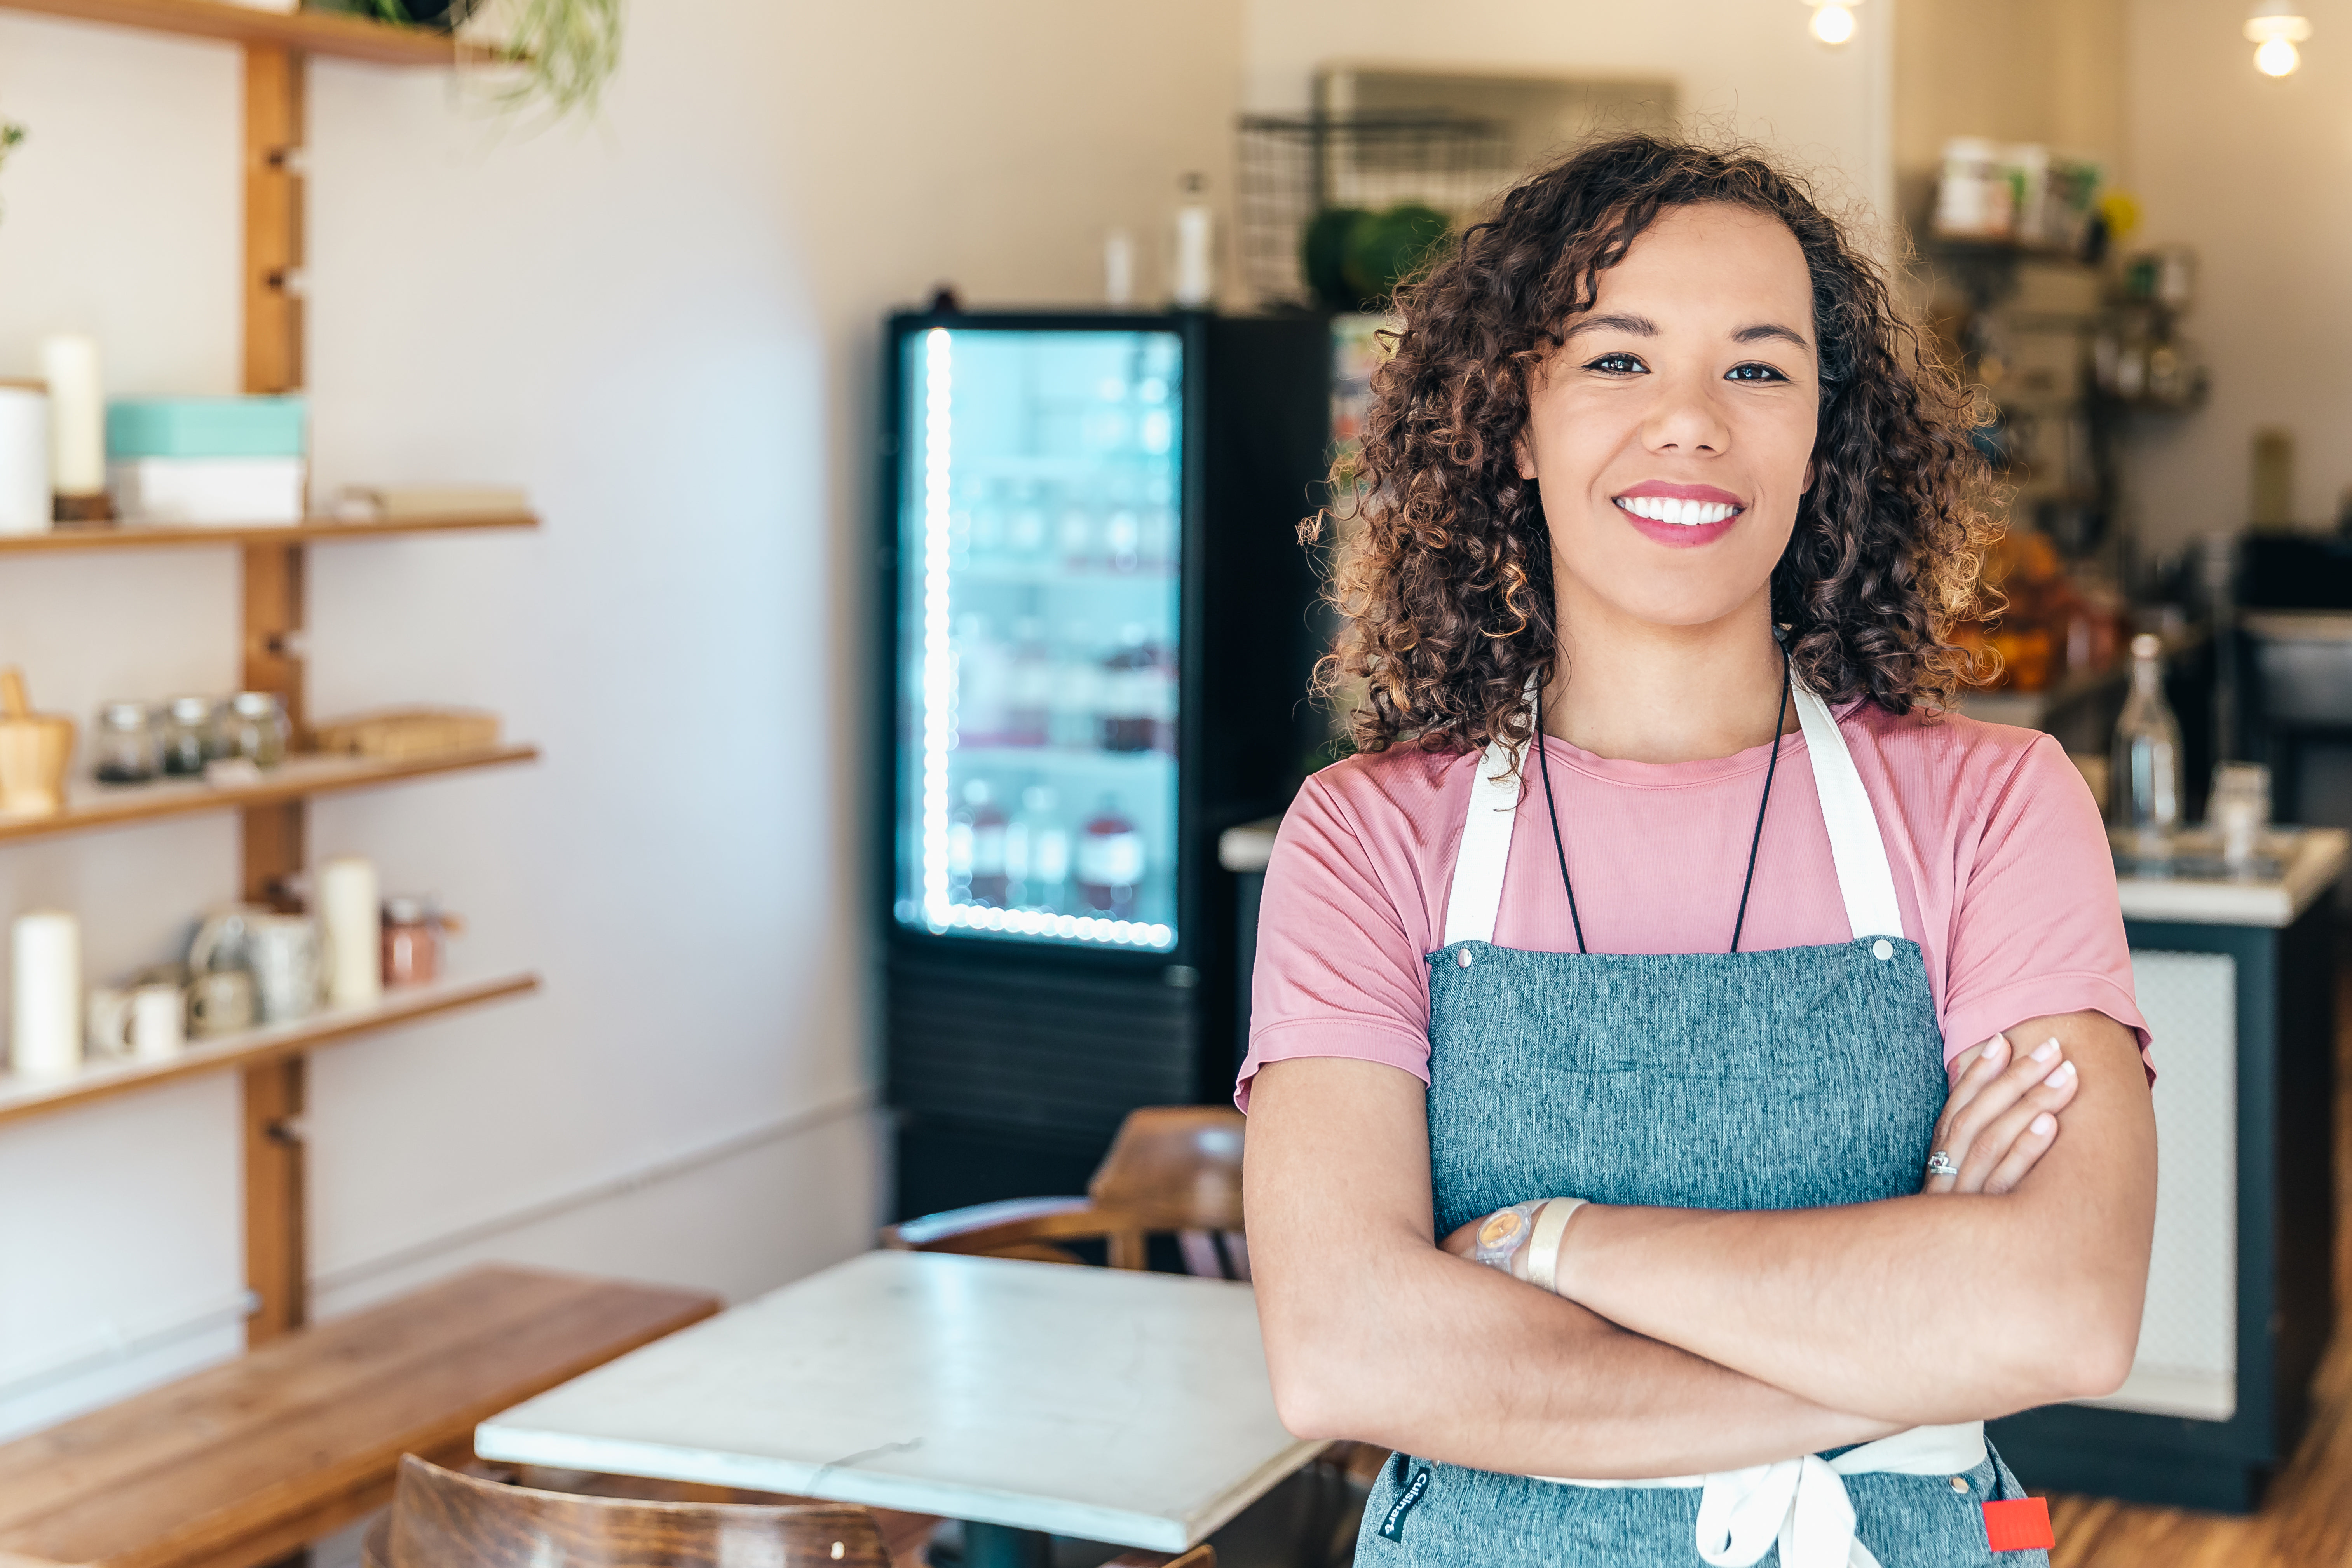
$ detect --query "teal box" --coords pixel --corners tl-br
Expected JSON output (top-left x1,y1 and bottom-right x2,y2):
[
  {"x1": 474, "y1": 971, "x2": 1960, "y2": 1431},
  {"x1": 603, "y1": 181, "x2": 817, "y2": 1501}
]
[{"x1": 106, "y1": 396, "x2": 308, "y2": 459}]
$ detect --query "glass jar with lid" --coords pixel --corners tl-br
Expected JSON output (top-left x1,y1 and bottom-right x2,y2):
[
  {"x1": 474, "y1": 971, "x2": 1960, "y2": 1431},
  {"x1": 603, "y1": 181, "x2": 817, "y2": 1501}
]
[
  {"x1": 224, "y1": 691, "x2": 291, "y2": 769},
  {"x1": 94, "y1": 699, "x2": 159, "y2": 784},
  {"x1": 158, "y1": 695, "x2": 220, "y2": 778},
  {"x1": 380, "y1": 896, "x2": 444, "y2": 987}
]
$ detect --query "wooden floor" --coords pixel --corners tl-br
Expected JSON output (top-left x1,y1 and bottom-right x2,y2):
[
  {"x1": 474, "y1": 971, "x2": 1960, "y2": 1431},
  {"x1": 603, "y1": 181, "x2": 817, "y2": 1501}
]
[{"x1": 2047, "y1": 937, "x2": 2352, "y2": 1566}]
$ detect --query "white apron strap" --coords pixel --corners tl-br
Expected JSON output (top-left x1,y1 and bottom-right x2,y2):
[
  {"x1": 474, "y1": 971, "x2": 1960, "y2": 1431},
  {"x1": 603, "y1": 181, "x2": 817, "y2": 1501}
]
[
  {"x1": 1440, "y1": 735, "x2": 1525, "y2": 949},
  {"x1": 1436, "y1": 676, "x2": 1905, "y2": 949},
  {"x1": 1790, "y1": 684, "x2": 1905, "y2": 941}
]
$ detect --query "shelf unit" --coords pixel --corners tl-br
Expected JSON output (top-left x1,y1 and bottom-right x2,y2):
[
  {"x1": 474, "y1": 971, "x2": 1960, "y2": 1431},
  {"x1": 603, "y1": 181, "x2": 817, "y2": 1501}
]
[{"x1": 0, "y1": 0, "x2": 537, "y2": 1348}]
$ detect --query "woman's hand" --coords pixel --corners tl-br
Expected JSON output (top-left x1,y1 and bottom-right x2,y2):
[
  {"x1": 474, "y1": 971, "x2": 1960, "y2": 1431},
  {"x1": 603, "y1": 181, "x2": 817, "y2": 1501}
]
[{"x1": 1924, "y1": 1031, "x2": 2081, "y2": 1196}]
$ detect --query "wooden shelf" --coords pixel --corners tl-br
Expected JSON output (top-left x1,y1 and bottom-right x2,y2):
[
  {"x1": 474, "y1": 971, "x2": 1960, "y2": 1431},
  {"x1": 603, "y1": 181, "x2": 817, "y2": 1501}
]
[
  {"x1": 0, "y1": 512, "x2": 537, "y2": 555},
  {"x1": 0, "y1": 971, "x2": 538, "y2": 1127},
  {"x1": 0, "y1": 0, "x2": 492, "y2": 64},
  {"x1": 0, "y1": 743, "x2": 537, "y2": 846}
]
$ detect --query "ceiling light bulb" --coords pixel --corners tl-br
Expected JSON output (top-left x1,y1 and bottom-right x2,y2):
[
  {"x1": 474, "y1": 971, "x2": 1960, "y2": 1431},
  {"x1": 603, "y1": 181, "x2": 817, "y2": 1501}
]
[
  {"x1": 2245, "y1": 2, "x2": 2311, "y2": 74},
  {"x1": 1810, "y1": 2, "x2": 1857, "y2": 44},
  {"x1": 2254, "y1": 34, "x2": 2301, "y2": 73}
]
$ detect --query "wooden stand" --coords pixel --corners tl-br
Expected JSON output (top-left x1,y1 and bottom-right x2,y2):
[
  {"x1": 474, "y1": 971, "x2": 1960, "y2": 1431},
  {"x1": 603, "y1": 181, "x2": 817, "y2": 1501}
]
[{"x1": 0, "y1": 0, "x2": 535, "y2": 1353}]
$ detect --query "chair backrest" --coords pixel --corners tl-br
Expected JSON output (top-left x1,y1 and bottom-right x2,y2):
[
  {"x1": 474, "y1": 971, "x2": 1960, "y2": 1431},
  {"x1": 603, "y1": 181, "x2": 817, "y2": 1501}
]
[
  {"x1": 1087, "y1": 1105, "x2": 1246, "y2": 1230},
  {"x1": 378, "y1": 1454, "x2": 891, "y2": 1568}
]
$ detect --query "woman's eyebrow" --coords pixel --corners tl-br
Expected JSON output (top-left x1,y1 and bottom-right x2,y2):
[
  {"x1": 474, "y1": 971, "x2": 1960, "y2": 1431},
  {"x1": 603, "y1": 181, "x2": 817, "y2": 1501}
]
[
  {"x1": 1732, "y1": 322, "x2": 1812, "y2": 351},
  {"x1": 1562, "y1": 312, "x2": 1657, "y2": 340}
]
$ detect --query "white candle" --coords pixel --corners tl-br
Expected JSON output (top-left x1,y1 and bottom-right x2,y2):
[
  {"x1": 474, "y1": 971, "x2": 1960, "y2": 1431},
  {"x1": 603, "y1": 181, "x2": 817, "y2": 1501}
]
[
  {"x1": 0, "y1": 383, "x2": 50, "y2": 535},
  {"x1": 11, "y1": 910, "x2": 81, "y2": 1081},
  {"x1": 38, "y1": 334, "x2": 104, "y2": 498},
  {"x1": 320, "y1": 855, "x2": 382, "y2": 1007}
]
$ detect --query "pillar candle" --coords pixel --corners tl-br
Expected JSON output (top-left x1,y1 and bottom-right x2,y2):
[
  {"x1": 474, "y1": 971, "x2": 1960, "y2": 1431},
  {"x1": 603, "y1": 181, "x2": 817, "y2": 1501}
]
[
  {"x1": 11, "y1": 910, "x2": 80, "y2": 1081},
  {"x1": 320, "y1": 855, "x2": 382, "y2": 1007},
  {"x1": 0, "y1": 382, "x2": 50, "y2": 535},
  {"x1": 38, "y1": 334, "x2": 104, "y2": 498}
]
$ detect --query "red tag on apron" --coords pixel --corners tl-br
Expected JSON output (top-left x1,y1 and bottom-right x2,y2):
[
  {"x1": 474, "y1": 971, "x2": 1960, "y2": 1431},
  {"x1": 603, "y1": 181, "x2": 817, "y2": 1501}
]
[{"x1": 1981, "y1": 1496, "x2": 2055, "y2": 1551}]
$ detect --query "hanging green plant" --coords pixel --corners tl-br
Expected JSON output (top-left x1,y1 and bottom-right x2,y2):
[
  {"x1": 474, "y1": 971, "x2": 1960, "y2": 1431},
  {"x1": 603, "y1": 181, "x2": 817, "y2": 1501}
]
[
  {"x1": 0, "y1": 123, "x2": 25, "y2": 223},
  {"x1": 304, "y1": 0, "x2": 621, "y2": 123}
]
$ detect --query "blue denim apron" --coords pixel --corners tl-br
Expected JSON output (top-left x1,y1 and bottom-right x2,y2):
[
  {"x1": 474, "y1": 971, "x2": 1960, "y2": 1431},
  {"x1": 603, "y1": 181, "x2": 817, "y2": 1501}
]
[{"x1": 1355, "y1": 683, "x2": 2050, "y2": 1567}]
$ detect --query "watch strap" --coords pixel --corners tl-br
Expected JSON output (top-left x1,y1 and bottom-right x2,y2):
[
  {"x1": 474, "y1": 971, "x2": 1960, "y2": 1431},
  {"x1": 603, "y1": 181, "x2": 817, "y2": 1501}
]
[{"x1": 1527, "y1": 1196, "x2": 1586, "y2": 1294}]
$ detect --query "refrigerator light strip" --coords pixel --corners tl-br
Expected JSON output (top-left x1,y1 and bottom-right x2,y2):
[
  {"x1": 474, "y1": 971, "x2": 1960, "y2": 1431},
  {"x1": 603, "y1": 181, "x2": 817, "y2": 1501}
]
[
  {"x1": 939, "y1": 903, "x2": 1174, "y2": 950},
  {"x1": 920, "y1": 328, "x2": 955, "y2": 930}
]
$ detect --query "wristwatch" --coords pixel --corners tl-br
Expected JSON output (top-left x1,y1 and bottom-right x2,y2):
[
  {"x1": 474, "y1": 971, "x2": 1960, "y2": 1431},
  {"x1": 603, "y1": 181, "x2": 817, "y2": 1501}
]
[{"x1": 1471, "y1": 1200, "x2": 1548, "y2": 1275}]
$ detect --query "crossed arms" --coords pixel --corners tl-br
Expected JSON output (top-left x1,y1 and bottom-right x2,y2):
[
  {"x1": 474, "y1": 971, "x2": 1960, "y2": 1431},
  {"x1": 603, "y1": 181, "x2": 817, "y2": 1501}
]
[{"x1": 1243, "y1": 1009, "x2": 2157, "y2": 1479}]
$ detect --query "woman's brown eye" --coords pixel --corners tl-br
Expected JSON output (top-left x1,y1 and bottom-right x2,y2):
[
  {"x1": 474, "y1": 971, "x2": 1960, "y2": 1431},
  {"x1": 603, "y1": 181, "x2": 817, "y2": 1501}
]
[
  {"x1": 1588, "y1": 353, "x2": 1646, "y2": 374},
  {"x1": 1727, "y1": 362, "x2": 1787, "y2": 382}
]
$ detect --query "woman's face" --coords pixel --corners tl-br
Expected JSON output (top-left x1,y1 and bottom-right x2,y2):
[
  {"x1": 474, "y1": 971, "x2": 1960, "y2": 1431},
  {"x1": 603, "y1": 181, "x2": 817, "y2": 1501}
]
[{"x1": 1518, "y1": 201, "x2": 1821, "y2": 633}]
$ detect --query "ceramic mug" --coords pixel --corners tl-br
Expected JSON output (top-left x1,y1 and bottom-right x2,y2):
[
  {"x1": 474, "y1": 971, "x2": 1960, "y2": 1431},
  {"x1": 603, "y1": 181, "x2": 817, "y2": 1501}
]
[
  {"x1": 187, "y1": 968, "x2": 255, "y2": 1038},
  {"x1": 85, "y1": 984, "x2": 133, "y2": 1058},
  {"x1": 129, "y1": 982, "x2": 185, "y2": 1061},
  {"x1": 248, "y1": 913, "x2": 321, "y2": 1025}
]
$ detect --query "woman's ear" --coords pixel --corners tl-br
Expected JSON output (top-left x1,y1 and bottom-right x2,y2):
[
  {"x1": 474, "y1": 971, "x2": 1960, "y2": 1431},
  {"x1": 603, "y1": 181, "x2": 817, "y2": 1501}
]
[{"x1": 1516, "y1": 429, "x2": 1539, "y2": 482}]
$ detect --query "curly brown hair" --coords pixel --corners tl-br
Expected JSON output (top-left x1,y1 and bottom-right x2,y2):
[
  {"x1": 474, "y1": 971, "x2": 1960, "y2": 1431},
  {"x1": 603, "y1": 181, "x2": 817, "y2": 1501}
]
[{"x1": 1313, "y1": 132, "x2": 2000, "y2": 757}]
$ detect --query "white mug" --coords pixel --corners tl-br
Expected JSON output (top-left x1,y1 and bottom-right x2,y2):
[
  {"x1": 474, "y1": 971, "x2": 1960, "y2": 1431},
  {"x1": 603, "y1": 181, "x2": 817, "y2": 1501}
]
[
  {"x1": 129, "y1": 982, "x2": 185, "y2": 1062},
  {"x1": 85, "y1": 985, "x2": 133, "y2": 1059}
]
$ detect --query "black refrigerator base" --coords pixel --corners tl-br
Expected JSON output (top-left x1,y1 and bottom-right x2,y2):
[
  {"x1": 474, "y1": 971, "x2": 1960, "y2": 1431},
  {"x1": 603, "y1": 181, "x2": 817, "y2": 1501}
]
[{"x1": 890, "y1": 1115, "x2": 1111, "y2": 1225}]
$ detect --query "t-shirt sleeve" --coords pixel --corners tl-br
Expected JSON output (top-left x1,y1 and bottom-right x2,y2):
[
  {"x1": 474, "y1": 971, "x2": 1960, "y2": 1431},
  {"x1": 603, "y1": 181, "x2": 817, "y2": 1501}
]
[
  {"x1": 1939, "y1": 733, "x2": 2153, "y2": 1068},
  {"x1": 1233, "y1": 775, "x2": 1435, "y2": 1110}
]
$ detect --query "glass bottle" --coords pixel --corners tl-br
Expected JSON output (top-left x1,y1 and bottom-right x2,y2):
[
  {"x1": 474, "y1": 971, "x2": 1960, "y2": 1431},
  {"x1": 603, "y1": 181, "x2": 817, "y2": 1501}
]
[
  {"x1": 2112, "y1": 633, "x2": 2183, "y2": 863},
  {"x1": 94, "y1": 699, "x2": 159, "y2": 784},
  {"x1": 965, "y1": 779, "x2": 1009, "y2": 907},
  {"x1": 159, "y1": 695, "x2": 220, "y2": 778},
  {"x1": 1077, "y1": 793, "x2": 1145, "y2": 918},
  {"x1": 224, "y1": 691, "x2": 291, "y2": 768}
]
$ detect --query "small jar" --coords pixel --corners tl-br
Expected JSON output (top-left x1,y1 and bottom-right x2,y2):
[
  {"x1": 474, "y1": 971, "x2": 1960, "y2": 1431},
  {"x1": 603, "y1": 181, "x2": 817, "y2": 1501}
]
[
  {"x1": 94, "y1": 700, "x2": 159, "y2": 784},
  {"x1": 224, "y1": 691, "x2": 291, "y2": 769},
  {"x1": 381, "y1": 896, "x2": 442, "y2": 987},
  {"x1": 159, "y1": 696, "x2": 220, "y2": 777}
]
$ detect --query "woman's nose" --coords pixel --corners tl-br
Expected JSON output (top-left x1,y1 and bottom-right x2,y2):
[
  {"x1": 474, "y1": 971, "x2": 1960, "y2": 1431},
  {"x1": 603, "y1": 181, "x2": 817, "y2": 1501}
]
[{"x1": 1640, "y1": 372, "x2": 1731, "y2": 454}]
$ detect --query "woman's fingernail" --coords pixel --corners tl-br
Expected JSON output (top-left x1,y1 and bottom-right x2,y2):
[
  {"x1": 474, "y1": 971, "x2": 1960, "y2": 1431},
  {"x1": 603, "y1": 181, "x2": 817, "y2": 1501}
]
[
  {"x1": 1982, "y1": 1034, "x2": 2010, "y2": 1065},
  {"x1": 2031, "y1": 1113, "x2": 2056, "y2": 1135},
  {"x1": 2031, "y1": 1038, "x2": 2061, "y2": 1063},
  {"x1": 2046, "y1": 1060, "x2": 2077, "y2": 1086}
]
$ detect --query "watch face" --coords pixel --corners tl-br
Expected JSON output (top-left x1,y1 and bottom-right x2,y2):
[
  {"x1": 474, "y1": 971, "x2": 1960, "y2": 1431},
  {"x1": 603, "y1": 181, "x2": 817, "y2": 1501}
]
[{"x1": 1477, "y1": 1209, "x2": 1526, "y2": 1254}]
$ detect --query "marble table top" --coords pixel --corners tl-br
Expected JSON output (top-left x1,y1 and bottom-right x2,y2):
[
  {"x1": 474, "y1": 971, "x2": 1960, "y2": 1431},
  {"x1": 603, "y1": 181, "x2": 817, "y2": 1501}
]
[{"x1": 475, "y1": 1250, "x2": 1323, "y2": 1552}]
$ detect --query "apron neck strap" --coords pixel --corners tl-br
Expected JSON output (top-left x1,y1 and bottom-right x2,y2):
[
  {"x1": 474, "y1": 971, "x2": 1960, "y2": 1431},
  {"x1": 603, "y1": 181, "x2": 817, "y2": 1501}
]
[{"x1": 1438, "y1": 679, "x2": 1905, "y2": 950}]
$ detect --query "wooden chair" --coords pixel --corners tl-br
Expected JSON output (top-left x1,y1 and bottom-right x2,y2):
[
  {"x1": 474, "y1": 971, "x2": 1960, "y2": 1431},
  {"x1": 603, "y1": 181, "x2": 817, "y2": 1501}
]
[
  {"x1": 882, "y1": 1106, "x2": 1247, "y2": 1277},
  {"x1": 365, "y1": 1455, "x2": 1213, "y2": 1568}
]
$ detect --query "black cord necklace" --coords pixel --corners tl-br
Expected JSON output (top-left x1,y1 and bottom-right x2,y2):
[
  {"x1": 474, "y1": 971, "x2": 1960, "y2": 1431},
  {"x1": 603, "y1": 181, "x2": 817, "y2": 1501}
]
[{"x1": 1535, "y1": 638, "x2": 1793, "y2": 956}]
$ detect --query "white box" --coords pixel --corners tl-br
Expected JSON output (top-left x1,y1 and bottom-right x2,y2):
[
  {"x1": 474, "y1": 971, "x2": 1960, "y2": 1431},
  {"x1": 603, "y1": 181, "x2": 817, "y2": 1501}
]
[{"x1": 109, "y1": 457, "x2": 307, "y2": 525}]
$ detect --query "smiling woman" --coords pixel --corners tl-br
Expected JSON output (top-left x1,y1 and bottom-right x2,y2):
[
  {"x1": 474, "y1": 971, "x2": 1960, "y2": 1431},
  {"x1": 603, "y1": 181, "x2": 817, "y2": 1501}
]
[{"x1": 1242, "y1": 135, "x2": 2156, "y2": 1568}]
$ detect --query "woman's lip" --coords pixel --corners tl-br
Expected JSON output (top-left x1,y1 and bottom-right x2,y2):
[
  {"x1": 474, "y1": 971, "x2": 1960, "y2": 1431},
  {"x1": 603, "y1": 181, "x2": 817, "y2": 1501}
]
[
  {"x1": 1619, "y1": 506, "x2": 1742, "y2": 549},
  {"x1": 1614, "y1": 480, "x2": 1747, "y2": 506}
]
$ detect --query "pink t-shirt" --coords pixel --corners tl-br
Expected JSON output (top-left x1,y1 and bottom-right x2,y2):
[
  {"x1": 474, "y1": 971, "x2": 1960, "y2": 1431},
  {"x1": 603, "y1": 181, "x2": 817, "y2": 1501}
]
[{"x1": 1235, "y1": 701, "x2": 2150, "y2": 1107}]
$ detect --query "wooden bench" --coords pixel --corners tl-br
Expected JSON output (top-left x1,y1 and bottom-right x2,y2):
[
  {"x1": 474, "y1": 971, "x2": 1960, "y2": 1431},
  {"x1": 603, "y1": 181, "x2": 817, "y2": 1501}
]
[{"x1": 0, "y1": 1264, "x2": 718, "y2": 1568}]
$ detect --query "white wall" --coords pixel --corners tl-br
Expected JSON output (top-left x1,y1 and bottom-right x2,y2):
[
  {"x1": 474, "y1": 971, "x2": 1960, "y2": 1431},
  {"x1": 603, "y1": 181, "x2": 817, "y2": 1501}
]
[
  {"x1": 1242, "y1": 0, "x2": 1895, "y2": 230},
  {"x1": 0, "y1": 0, "x2": 1241, "y2": 1437},
  {"x1": 2119, "y1": 0, "x2": 2352, "y2": 555}
]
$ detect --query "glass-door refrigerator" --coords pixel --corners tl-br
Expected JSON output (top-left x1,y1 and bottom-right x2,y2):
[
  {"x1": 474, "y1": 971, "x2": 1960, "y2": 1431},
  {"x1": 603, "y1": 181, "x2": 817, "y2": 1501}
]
[{"x1": 880, "y1": 309, "x2": 1330, "y2": 1217}]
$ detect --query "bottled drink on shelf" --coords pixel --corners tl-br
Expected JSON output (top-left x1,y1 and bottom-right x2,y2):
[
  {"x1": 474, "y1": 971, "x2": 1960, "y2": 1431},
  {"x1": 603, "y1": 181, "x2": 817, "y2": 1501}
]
[
  {"x1": 1077, "y1": 793, "x2": 1145, "y2": 918},
  {"x1": 1004, "y1": 619, "x2": 1051, "y2": 747},
  {"x1": 2112, "y1": 633, "x2": 2183, "y2": 863},
  {"x1": 964, "y1": 779, "x2": 1009, "y2": 907},
  {"x1": 1013, "y1": 783, "x2": 1070, "y2": 910},
  {"x1": 954, "y1": 613, "x2": 1010, "y2": 746},
  {"x1": 1104, "y1": 509, "x2": 1141, "y2": 573},
  {"x1": 1005, "y1": 480, "x2": 1048, "y2": 565},
  {"x1": 1058, "y1": 505, "x2": 1095, "y2": 571},
  {"x1": 1049, "y1": 623, "x2": 1100, "y2": 750},
  {"x1": 1099, "y1": 624, "x2": 1159, "y2": 753}
]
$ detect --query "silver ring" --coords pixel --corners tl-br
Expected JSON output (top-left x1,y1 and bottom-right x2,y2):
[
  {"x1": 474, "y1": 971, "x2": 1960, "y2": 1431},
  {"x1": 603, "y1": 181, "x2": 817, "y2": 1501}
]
[{"x1": 1925, "y1": 1151, "x2": 1958, "y2": 1179}]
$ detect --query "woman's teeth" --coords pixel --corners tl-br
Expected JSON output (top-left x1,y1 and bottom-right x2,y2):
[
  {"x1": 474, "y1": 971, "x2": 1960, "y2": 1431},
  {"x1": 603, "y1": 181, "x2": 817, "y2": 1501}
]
[{"x1": 1616, "y1": 495, "x2": 1741, "y2": 526}]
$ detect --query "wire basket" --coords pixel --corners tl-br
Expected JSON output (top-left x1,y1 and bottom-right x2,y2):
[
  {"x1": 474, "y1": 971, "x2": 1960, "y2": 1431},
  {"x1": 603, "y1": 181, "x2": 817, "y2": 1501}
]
[{"x1": 1235, "y1": 112, "x2": 1512, "y2": 310}]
